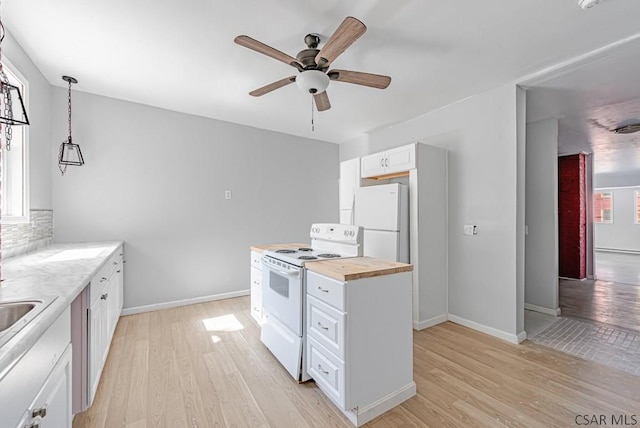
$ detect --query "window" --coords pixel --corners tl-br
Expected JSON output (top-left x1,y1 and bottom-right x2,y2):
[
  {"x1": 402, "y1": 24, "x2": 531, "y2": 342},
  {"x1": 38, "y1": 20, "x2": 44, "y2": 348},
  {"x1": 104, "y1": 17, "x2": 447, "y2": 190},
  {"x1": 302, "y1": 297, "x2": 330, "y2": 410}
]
[
  {"x1": 636, "y1": 191, "x2": 640, "y2": 224},
  {"x1": 593, "y1": 191, "x2": 613, "y2": 224},
  {"x1": 1, "y1": 60, "x2": 29, "y2": 223}
]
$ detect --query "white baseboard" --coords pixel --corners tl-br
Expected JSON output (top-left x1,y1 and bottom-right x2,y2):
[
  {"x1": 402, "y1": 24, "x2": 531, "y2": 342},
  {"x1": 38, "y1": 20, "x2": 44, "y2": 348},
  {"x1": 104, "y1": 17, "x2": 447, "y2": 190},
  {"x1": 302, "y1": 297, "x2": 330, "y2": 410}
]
[
  {"x1": 121, "y1": 289, "x2": 250, "y2": 316},
  {"x1": 596, "y1": 247, "x2": 640, "y2": 255},
  {"x1": 344, "y1": 382, "x2": 417, "y2": 427},
  {"x1": 413, "y1": 314, "x2": 448, "y2": 330},
  {"x1": 447, "y1": 314, "x2": 522, "y2": 344},
  {"x1": 524, "y1": 303, "x2": 561, "y2": 316},
  {"x1": 516, "y1": 330, "x2": 527, "y2": 343}
]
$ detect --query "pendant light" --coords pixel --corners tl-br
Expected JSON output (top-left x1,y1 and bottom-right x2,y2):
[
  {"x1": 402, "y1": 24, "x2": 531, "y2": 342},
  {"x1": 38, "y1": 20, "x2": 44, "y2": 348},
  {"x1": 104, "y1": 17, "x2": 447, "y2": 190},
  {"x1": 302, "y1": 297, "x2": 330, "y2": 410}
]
[
  {"x1": 0, "y1": 1, "x2": 30, "y2": 152},
  {"x1": 58, "y1": 75, "x2": 84, "y2": 175}
]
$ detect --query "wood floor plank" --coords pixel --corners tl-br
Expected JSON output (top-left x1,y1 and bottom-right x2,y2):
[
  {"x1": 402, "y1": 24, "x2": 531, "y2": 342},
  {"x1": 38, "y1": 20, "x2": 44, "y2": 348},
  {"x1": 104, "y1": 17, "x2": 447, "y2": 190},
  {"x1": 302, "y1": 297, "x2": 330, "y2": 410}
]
[{"x1": 73, "y1": 296, "x2": 640, "y2": 428}]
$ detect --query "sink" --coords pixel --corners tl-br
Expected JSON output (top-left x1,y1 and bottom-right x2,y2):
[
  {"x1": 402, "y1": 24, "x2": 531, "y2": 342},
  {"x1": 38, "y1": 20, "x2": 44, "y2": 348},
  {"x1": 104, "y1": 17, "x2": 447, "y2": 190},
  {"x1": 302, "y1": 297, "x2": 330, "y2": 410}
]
[
  {"x1": 0, "y1": 302, "x2": 38, "y2": 333},
  {"x1": 0, "y1": 297, "x2": 57, "y2": 349}
]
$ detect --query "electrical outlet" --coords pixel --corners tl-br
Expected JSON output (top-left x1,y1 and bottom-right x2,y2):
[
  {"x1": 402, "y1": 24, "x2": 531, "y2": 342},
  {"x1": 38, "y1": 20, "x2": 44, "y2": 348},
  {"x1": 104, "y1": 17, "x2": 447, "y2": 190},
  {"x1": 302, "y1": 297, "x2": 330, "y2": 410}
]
[
  {"x1": 225, "y1": 190, "x2": 232, "y2": 200},
  {"x1": 463, "y1": 224, "x2": 477, "y2": 236}
]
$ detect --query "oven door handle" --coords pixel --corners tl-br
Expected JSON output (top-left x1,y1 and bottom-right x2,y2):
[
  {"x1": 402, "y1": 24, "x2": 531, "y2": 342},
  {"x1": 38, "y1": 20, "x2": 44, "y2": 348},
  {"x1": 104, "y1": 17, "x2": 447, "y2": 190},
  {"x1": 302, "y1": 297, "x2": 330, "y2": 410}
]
[{"x1": 265, "y1": 264, "x2": 300, "y2": 277}]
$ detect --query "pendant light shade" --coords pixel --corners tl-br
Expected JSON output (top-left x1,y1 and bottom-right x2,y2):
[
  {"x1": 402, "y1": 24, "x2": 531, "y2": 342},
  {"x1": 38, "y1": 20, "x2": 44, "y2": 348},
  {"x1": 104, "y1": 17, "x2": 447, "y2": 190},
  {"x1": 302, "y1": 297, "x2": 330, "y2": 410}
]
[
  {"x1": 58, "y1": 75, "x2": 84, "y2": 175},
  {"x1": 0, "y1": 81, "x2": 29, "y2": 125},
  {"x1": 59, "y1": 137, "x2": 84, "y2": 166}
]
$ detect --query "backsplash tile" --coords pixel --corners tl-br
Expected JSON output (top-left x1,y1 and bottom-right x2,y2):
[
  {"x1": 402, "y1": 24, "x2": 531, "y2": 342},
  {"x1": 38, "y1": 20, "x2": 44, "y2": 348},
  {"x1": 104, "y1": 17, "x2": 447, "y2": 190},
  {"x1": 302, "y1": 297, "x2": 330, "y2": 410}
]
[{"x1": 1, "y1": 209, "x2": 54, "y2": 259}]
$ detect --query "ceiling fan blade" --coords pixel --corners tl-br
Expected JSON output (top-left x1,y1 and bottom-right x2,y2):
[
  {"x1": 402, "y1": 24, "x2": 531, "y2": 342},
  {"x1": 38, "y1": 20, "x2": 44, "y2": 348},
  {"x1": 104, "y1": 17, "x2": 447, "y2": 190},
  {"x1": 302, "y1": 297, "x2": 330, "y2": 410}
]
[
  {"x1": 235, "y1": 35, "x2": 303, "y2": 70},
  {"x1": 313, "y1": 91, "x2": 331, "y2": 111},
  {"x1": 315, "y1": 17, "x2": 367, "y2": 67},
  {"x1": 328, "y1": 69, "x2": 391, "y2": 89},
  {"x1": 249, "y1": 76, "x2": 296, "y2": 97}
]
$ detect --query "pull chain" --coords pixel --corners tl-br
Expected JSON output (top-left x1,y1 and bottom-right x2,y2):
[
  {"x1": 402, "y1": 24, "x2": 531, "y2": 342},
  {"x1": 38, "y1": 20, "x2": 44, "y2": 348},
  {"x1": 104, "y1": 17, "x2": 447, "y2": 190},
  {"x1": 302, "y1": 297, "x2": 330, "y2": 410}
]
[{"x1": 311, "y1": 96, "x2": 315, "y2": 132}]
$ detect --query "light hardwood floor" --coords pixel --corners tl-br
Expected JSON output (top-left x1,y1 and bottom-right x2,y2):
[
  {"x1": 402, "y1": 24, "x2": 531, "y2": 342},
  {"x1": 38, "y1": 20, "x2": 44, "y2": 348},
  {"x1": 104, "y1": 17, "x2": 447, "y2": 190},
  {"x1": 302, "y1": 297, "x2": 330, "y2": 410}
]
[{"x1": 74, "y1": 296, "x2": 640, "y2": 427}]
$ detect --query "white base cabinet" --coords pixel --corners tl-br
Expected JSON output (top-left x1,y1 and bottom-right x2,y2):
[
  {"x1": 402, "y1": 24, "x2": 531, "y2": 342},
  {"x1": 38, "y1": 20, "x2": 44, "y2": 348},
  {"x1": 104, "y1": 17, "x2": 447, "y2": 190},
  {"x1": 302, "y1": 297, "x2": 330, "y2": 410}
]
[
  {"x1": 87, "y1": 246, "x2": 124, "y2": 407},
  {"x1": 306, "y1": 270, "x2": 416, "y2": 427},
  {"x1": 250, "y1": 251, "x2": 263, "y2": 324},
  {"x1": 0, "y1": 307, "x2": 72, "y2": 428}
]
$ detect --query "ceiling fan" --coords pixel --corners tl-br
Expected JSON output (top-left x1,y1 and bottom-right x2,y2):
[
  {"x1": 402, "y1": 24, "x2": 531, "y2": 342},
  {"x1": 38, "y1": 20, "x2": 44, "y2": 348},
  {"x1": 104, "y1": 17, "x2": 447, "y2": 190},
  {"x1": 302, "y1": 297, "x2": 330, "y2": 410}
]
[{"x1": 234, "y1": 16, "x2": 391, "y2": 112}]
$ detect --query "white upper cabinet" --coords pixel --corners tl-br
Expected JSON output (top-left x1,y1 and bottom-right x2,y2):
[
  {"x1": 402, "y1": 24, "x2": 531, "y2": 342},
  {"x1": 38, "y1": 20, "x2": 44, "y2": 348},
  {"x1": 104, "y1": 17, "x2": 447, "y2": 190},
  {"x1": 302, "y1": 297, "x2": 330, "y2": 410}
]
[{"x1": 360, "y1": 143, "x2": 416, "y2": 178}]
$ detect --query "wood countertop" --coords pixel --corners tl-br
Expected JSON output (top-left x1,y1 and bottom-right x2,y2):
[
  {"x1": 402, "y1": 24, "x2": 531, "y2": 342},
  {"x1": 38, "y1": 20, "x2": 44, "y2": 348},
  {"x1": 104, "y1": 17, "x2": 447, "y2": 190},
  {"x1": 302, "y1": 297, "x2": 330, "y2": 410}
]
[
  {"x1": 305, "y1": 257, "x2": 413, "y2": 282},
  {"x1": 250, "y1": 243, "x2": 310, "y2": 254}
]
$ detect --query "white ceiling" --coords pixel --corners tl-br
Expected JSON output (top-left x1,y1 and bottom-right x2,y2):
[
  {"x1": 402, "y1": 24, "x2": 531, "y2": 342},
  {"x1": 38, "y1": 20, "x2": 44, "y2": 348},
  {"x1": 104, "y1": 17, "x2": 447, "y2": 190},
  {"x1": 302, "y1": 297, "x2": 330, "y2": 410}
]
[
  {"x1": 5, "y1": 0, "x2": 640, "y2": 144},
  {"x1": 526, "y1": 35, "x2": 640, "y2": 175}
]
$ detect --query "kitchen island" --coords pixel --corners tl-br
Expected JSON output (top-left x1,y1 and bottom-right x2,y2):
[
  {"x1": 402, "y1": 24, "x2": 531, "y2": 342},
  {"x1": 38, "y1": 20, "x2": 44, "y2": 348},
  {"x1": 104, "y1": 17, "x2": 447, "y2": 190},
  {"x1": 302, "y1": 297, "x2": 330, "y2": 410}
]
[{"x1": 306, "y1": 256, "x2": 415, "y2": 427}]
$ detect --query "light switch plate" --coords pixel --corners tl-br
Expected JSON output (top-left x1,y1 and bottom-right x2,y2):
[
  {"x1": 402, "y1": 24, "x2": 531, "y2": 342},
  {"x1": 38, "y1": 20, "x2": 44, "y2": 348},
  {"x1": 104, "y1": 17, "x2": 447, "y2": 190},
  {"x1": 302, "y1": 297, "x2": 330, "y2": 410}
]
[{"x1": 463, "y1": 224, "x2": 477, "y2": 235}]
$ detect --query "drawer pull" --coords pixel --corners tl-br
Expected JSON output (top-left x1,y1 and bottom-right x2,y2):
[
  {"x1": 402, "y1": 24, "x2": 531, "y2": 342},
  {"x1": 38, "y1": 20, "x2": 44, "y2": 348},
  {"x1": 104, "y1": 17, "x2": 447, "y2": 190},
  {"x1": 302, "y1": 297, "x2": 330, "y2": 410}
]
[
  {"x1": 113, "y1": 261, "x2": 118, "y2": 265},
  {"x1": 32, "y1": 407, "x2": 47, "y2": 418},
  {"x1": 116, "y1": 270, "x2": 121, "y2": 273},
  {"x1": 25, "y1": 423, "x2": 40, "y2": 428},
  {"x1": 317, "y1": 364, "x2": 329, "y2": 375},
  {"x1": 101, "y1": 293, "x2": 109, "y2": 300},
  {"x1": 317, "y1": 322, "x2": 329, "y2": 331},
  {"x1": 317, "y1": 286, "x2": 329, "y2": 293},
  {"x1": 100, "y1": 277, "x2": 108, "y2": 282}
]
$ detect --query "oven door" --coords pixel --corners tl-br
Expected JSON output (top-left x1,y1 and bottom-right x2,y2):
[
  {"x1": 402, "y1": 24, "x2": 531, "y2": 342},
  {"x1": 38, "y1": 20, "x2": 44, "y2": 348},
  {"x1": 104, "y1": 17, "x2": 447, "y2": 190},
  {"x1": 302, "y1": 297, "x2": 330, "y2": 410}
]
[{"x1": 261, "y1": 256, "x2": 303, "y2": 336}]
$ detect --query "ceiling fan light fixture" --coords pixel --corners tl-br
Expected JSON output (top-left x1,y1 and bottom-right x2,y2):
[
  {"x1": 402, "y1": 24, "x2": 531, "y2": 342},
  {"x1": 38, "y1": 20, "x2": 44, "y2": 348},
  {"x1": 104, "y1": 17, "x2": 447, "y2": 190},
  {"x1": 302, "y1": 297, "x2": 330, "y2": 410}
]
[
  {"x1": 296, "y1": 70, "x2": 329, "y2": 94},
  {"x1": 611, "y1": 123, "x2": 640, "y2": 134}
]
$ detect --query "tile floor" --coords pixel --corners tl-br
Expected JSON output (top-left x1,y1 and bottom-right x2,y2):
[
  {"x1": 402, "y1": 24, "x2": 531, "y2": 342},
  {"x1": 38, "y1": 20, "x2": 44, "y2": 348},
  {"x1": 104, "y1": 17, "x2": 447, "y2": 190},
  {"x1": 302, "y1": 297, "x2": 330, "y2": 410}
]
[
  {"x1": 524, "y1": 309, "x2": 557, "y2": 338},
  {"x1": 529, "y1": 317, "x2": 640, "y2": 376}
]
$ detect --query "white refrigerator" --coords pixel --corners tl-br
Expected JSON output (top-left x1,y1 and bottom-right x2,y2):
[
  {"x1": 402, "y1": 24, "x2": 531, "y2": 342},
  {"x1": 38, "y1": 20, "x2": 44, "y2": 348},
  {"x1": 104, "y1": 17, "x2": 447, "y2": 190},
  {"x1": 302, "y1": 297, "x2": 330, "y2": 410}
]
[{"x1": 354, "y1": 183, "x2": 409, "y2": 263}]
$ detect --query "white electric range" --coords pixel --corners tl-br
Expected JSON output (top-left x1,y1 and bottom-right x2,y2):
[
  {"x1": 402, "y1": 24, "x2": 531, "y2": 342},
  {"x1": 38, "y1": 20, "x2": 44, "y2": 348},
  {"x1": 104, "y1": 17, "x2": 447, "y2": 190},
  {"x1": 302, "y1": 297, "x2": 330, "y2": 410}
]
[{"x1": 260, "y1": 223, "x2": 362, "y2": 381}]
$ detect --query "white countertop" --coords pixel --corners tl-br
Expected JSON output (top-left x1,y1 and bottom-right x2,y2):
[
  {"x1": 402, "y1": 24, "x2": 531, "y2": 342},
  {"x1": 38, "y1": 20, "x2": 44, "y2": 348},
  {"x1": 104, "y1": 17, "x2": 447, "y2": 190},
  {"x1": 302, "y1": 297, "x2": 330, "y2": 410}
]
[{"x1": 0, "y1": 241, "x2": 122, "y2": 378}]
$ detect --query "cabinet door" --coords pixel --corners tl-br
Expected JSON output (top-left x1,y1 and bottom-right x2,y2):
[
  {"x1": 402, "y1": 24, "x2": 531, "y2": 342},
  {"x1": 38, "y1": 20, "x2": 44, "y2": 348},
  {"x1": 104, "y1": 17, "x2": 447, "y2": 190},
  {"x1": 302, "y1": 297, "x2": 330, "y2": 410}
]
[
  {"x1": 88, "y1": 299, "x2": 104, "y2": 405},
  {"x1": 250, "y1": 266, "x2": 262, "y2": 323},
  {"x1": 385, "y1": 144, "x2": 415, "y2": 174},
  {"x1": 27, "y1": 346, "x2": 72, "y2": 428},
  {"x1": 360, "y1": 153, "x2": 386, "y2": 178},
  {"x1": 339, "y1": 159, "x2": 360, "y2": 210}
]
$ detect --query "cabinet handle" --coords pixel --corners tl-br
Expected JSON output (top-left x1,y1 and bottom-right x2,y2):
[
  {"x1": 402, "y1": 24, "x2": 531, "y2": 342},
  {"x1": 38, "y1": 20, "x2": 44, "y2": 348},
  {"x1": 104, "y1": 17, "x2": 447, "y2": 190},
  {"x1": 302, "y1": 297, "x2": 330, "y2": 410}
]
[
  {"x1": 317, "y1": 286, "x2": 329, "y2": 293},
  {"x1": 25, "y1": 422, "x2": 40, "y2": 428},
  {"x1": 317, "y1": 321, "x2": 329, "y2": 331},
  {"x1": 116, "y1": 270, "x2": 121, "y2": 273},
  {"x1": 100, "y1": 277, "x2": 107, "y2": 282},
  {"x1": 385, "y1": 157, "x2": 389, "y2": 167},
  {"x1": 101, "y1": 293, "x2": 108, "y2": 300},
  {"x1": 32, "y1": 407, "x2": 47, "y2": 418},
  {"x1": 317, "y1": 364, "x2": 329, "y2": 375},
  {"x1": 113, "y1": 261, "x2": 118, "y2": 265},
  {"x1": 380, "y1": 158, "x2": 384, "y2": 167}
]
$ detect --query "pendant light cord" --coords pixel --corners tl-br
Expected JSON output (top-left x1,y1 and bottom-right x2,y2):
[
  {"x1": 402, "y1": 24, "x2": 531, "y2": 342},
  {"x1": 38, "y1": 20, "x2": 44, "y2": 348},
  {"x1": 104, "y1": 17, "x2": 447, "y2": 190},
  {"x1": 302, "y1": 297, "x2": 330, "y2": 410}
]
[
  {"x1": 0, "y1": 0, "x2": 13, "y2": 151},
  {"x1": 58, "y1": 80, "x2": 73, "y2": 175},
  {"x1": 67, "y1": 79, "x2": 72, "y2": 143}
]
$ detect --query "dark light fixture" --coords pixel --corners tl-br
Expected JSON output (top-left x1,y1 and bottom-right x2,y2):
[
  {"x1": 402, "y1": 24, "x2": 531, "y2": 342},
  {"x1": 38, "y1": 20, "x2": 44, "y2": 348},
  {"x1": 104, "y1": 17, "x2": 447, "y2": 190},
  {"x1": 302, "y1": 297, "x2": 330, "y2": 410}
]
[
  {"x1": 0, "y1": 5, "x2": 30, "y2": 152},
  {"x1": 611, "y1": 123, "x2": 640, "y2": 135},
  {"x1": 58, "y1": 75, "x2": 84, "y2": 175}
]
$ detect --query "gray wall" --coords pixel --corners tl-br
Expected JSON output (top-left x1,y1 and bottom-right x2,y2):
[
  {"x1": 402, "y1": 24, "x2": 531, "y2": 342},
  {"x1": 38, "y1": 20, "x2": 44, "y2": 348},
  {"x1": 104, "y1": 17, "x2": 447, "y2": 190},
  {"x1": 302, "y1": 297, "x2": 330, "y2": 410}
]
[
  {"x1": 341, "y1": 83, "x2": 525, "y2": 342},
  {"x1": 594, "y1": 186, "x2": 640, "y2": 252},
  {"x1": 4, "y1": 30, "x2": 52, "y2": 210},
  {"x1": 50, "y1": 89, "x2": 338, "y2": 309},
  {"x1": 524, "y1": 118, "x2": 559, "y2": 313}
]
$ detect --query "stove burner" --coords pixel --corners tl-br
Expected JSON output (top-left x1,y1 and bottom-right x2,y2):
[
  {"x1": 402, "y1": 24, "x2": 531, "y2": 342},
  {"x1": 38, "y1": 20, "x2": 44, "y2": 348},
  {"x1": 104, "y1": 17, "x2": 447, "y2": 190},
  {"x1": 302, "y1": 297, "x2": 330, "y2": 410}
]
[
  {"x1": 298, "y1": 255, "x2": 318, "y2": 260},
  {"x1": 317, "y1": 253, "x2": 341, "y2": 258},
  {"x1": 298, "y1": 248, "x2": 313, "y2": 252},
  {"x1": 275, "y1": 249, "x2": 296, "y2": 254}
]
